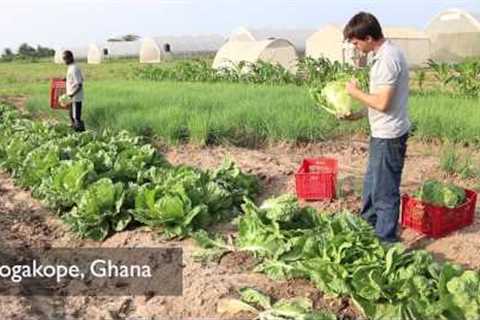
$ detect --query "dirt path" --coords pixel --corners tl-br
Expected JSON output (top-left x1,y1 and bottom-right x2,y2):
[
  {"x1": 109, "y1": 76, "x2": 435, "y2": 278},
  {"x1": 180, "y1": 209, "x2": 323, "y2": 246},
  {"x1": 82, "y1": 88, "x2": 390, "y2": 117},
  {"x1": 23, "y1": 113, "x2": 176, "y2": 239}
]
[{"x1": 0, "y1": 96, "x2": 28, "y2": 112}]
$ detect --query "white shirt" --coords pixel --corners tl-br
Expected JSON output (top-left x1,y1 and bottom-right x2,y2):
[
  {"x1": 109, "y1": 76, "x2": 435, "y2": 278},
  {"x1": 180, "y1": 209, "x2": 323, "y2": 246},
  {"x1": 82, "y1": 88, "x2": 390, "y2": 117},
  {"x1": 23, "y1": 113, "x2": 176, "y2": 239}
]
[{"x1": 66, "y1": 64, "x2": 84, "y2": 102}]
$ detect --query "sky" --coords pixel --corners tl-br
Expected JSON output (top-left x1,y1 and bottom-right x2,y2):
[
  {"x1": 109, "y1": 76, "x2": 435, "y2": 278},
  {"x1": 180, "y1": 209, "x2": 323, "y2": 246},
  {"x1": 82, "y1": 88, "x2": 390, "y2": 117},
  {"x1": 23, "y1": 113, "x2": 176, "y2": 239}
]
[{"x1": 0, "y1": 0, "x2": 479, "y2": 52}]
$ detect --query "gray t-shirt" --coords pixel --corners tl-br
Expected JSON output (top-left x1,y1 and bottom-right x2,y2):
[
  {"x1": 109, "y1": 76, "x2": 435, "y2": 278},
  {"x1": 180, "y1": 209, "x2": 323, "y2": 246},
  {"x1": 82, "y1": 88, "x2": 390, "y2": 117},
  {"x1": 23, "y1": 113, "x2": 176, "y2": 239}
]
[
  {"x1": 368, "y1": 40, "x2": 410, "y2": 139},
  {"x1": 66, "y1": 64, "x2": 84, "y2": 102}
]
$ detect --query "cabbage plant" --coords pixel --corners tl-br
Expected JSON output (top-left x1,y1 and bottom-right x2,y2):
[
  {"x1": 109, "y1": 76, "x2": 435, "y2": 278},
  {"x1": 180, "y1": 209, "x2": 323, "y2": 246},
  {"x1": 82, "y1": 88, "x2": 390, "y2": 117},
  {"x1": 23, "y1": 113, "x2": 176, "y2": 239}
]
[
  {"x1": 310, "y1": 79, "x2": 362, "y2": 117},
  {"x1": 58, "y1": 94, "x2": 72, "y2": 106},
  {"x1": 413, "y1": 180, "x2": 466, "y2": 208}
]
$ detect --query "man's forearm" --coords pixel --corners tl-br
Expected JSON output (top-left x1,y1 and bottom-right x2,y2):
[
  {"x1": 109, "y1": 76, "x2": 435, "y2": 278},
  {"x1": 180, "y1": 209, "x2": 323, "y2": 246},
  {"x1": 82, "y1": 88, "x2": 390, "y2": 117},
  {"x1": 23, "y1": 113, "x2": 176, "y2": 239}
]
[
  {"x1": 349, "y1": 88, "x2": 389, "y2": 112},
  {"x1": 69, "y1": 84, "x2": 82, "y2": 98}
]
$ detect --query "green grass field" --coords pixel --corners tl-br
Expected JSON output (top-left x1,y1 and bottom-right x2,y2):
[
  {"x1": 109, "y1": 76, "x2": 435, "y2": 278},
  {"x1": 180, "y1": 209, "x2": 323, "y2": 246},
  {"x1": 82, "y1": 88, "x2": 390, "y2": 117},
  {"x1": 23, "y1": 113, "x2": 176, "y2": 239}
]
[
  {"x1": 24, "y1": 80, "x2": 368, "y2": 146},
  {"x1": 1, "y1": 59, "x2": 479, "y2": 147}
]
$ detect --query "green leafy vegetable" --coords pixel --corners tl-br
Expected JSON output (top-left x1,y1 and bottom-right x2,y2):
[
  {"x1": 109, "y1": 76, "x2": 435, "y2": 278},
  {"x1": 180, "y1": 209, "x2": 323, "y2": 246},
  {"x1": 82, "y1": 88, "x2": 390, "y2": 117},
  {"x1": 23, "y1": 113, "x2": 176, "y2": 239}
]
[
  {"x1": 413, "y1": 180, "x2": 466, "y2": 208},
  {"x1": 310, "y1": 78, "x2": 362, "y2": 117},
  {"x1": 65, "y1": 178, "x2": 126, "y2": 240}
]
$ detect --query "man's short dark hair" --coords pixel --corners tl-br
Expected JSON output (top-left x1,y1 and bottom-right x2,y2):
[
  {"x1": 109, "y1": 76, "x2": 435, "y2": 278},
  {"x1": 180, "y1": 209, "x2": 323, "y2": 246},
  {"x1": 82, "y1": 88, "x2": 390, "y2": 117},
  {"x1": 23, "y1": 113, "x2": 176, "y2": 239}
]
[
  {"x1": 343, "y1": 12, "x2": 384, "y2": 41},
  {"x1": 63, "y1": 50, "x2": 74, "y2": 61}
]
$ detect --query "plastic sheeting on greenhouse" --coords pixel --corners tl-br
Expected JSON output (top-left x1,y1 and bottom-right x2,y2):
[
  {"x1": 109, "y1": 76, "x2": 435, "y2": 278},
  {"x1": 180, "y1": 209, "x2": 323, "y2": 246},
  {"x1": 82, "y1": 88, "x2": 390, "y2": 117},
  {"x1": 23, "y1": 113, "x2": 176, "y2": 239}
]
[
  {"x1": 54, "y1": 46, "x2": 89, "y2": 64},
  {"x1": 212, "y1": 39, "x2": 299, "y2": 73},
  {"x1": 305, "y1": 24, "x2": 360, "y2": 65},
  {"x1": 228, "y1": 26, "x2": 315, "y2": 54},
  {"x1": 426, "y1": 8, "x2": 480, "y2": 62},
  {"x1": 306, "y1": 24, "x2": 430, "y2": 67},
  {"x1": 139, "y1": 34, "x2": 225, "y2": 63},
  {"x1": 88, "y1": 41, "x2": 142, "y2": 64}
]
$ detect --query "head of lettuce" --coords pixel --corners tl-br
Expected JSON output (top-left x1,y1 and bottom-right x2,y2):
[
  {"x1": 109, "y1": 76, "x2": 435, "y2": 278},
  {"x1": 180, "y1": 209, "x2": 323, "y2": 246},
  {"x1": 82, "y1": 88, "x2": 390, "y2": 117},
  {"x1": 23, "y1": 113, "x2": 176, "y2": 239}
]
[{"x1": 310, "y1": 78, "x2": 363, "y2": 118}]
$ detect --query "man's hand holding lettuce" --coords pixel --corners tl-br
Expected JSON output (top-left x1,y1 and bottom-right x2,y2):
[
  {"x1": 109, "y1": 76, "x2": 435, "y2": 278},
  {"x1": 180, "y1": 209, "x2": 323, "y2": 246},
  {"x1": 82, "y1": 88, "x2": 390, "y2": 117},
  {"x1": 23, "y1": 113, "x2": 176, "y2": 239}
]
[{"x1": 310, "y1": 75, "x2": 366, "y2": 120}]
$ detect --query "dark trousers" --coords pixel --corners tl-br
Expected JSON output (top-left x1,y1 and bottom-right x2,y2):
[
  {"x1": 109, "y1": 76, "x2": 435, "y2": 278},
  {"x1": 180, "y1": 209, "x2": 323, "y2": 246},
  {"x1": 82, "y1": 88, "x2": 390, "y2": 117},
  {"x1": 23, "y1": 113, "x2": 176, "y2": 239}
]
[
  {"x1": 361, "y1": 132, "x2": 409, "y2": 242},
  {"x1": 69, "y1": 101, "x2": 85, "y2": 132}
]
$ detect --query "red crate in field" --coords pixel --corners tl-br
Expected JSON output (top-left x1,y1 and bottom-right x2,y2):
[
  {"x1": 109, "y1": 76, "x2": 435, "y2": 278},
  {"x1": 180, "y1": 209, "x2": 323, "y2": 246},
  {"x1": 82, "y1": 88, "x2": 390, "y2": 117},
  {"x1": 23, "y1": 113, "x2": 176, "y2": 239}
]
[
  {"x1": 401, "y1": 189, "x2": 477, "y2": 238},
  {"x1": 295, "y1": 158, "x2": 337, "y2": 201},
  {"x1": 50, "y1": 78, "x2": 68, "y2": 110}
]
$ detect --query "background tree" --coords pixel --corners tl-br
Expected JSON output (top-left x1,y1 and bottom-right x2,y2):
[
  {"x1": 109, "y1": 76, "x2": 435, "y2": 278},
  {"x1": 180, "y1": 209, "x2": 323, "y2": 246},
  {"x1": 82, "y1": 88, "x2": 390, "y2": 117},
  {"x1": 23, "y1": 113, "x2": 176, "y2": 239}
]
[
  {"x1": 18, "y1": 43, "x2": 37, "y2": 58},
  {"x1": 1, "y1": 48, "x2": 15, "y2": 62},
  {"x1": 108, "y1": 34, "x2": 141, "y2": 42}
]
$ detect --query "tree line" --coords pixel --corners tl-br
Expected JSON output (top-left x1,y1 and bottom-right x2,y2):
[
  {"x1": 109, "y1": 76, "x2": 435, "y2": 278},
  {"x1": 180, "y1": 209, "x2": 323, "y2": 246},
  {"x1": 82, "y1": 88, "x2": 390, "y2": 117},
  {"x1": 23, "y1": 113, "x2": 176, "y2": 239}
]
[{"x1": 1, "y1": 43, "x2": 55, "y2": 62}]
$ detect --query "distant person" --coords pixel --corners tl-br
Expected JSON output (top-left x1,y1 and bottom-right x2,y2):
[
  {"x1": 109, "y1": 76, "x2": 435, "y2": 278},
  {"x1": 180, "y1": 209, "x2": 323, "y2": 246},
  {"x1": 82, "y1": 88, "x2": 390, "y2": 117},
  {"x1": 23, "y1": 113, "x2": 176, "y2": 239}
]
[
  {"x1": 62, "y1": 50, "x2": 85, "y2": 132},
  {"x1": 340, "y1": 12, "x2": 411, "y2": 243}
]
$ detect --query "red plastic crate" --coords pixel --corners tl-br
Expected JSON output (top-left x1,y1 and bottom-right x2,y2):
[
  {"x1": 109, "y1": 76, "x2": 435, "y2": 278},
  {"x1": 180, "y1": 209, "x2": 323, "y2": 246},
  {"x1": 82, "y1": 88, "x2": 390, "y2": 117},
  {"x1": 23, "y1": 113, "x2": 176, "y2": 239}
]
[
  {"x1": 295, "y1": 158, "x2": 337, "y2": 201},
  {"x1": 401, "y1": 189, "x2": 477, "y2": 238},
  {"x1": 49, "y1": 78, "x2": 69, "y2": 110}
]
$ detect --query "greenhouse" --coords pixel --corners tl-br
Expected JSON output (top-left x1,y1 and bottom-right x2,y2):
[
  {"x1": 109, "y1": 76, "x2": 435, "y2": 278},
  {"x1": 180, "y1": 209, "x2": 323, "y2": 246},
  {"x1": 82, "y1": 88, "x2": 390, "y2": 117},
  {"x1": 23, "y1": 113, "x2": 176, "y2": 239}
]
[
  {"x1": 212, "y1": 38, "x2": 299, "y2": 72},
  {"x1": 87, "y1": 41, "x2": 142, "y2": 64},
  {"x1": 53, "y1": 46, "x2": 89, "y2": 64},
  {"x1": 306, "y1": 24, "x2": 430, "y2": 67},
  {"x1": 426, "y1": 8, "x2": 480, "y2": 62},
  {"x1": 228, "y1": 26, "x2": 315, "y2": 54},
  {"x1": 305, "y1": 24, "x2": 359, "y2": 65},
  {"x1": 139, "y1": 34, "x2": 225, "y2": 63}
]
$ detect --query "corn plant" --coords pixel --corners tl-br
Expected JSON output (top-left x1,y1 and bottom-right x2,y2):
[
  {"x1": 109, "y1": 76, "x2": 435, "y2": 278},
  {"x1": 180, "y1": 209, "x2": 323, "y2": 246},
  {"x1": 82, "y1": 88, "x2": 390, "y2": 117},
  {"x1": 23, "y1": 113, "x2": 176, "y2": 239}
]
[
  {"x1": 413, "y1": 69, "x2": 426, "y2": 93},
  {"x1": 449, "y1": 61, "x2": 480, "y2": 97},
  {"x1": 245, "y1": 61, "x2": 294, "y2": 85},
  {"x1": 296, "y1": 57, "x2": 333, "y2": 85},
  {"x1": 134, "y1": 56, "x2": 369, "y2": 90},
  {"x1": 135, "y1": 65, "x2": 173, "y2": 81},
  {"x1": 425, "y1": 59, "x2": 480, "y2": 96},
  {"x1": 427, "y1": 59, "x2": 453, "y2": 91}
]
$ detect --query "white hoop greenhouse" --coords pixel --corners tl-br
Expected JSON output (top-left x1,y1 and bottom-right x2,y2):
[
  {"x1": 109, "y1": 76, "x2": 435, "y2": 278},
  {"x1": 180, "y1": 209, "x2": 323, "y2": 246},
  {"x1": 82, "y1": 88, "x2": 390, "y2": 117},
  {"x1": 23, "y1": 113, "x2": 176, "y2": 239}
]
[
  {"x1": 426, "y1": 8, "x2": 480, "y2": 62},
  {"x1": 212, "y1": 38, "x2": 299, "y2": 73},
  {"x1": 139, "y1": 34, "x2": 225, "y2": 63},
  {"x1": 88, "y1": 41, "x2": 142, "y2": 64}
]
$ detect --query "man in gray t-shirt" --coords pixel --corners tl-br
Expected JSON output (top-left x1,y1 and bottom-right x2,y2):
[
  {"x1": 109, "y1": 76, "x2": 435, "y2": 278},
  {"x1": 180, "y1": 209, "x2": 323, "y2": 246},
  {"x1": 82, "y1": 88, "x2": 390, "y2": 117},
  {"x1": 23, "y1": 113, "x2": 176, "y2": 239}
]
[{"x1": 341, "y1": 12, "x2": 410, "y2": 242}]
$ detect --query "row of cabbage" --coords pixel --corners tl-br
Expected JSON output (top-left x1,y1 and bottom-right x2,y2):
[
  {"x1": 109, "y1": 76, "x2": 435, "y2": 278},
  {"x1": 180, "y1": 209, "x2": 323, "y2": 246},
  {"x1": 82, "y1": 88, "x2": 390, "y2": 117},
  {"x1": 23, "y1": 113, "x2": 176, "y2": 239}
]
[
  {"x1": 0, "y1": 104, "x2": 259, "y2": 240},
  {"x1": 196, "y1": 194, "x2": 480, "y2": 320}
]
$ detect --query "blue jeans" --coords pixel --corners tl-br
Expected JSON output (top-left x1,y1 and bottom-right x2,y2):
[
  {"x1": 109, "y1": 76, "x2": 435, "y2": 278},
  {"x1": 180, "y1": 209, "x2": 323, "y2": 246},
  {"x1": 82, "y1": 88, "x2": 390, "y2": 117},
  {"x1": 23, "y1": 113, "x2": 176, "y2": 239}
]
[{"x1": 361, "y1": 132, "x2": 408, "y2": 242}]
